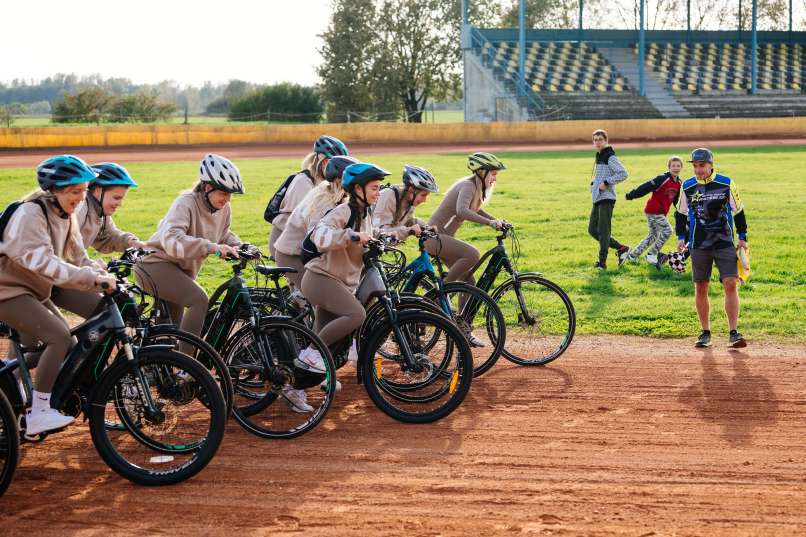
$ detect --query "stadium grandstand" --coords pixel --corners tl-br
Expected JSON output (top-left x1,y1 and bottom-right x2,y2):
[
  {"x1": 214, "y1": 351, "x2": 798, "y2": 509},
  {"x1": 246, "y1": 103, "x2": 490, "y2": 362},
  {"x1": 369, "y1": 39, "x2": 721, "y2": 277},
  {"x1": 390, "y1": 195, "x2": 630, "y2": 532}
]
[{"x1": 461, "y1": 1, "x2": 806, "y2": 121}]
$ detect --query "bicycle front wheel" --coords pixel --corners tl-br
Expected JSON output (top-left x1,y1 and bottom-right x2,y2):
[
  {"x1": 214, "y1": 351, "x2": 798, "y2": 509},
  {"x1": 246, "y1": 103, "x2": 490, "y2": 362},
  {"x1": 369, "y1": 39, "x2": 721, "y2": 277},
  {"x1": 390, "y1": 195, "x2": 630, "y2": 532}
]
[
  {"x1": 89, "y1": 348, "x2": 227, "y2": 486},
  {"x1": 0, "y1": 388, "x2": 19, "y2": 496},
  {"x1": 361, "y1": 310, "x2": 473, "y2": 423},
  {"x1": 492, "y1": 273, "x2": 575, "y2": 366}
]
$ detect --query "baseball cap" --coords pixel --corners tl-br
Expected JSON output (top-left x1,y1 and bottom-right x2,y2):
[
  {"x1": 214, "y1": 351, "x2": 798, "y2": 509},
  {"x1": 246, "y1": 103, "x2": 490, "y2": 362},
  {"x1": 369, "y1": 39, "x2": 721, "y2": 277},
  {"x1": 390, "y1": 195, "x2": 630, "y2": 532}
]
[{"x1": 688, "y1": 148, "x2": 714, "y2": 163}]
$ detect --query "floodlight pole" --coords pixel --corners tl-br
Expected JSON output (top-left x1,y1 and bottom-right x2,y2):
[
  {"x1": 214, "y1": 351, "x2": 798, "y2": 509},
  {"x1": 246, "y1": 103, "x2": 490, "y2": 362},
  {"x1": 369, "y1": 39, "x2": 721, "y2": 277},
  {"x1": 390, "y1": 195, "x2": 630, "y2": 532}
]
[
  {"x1": 518, "y1": 0, "x2": 526, "y2": 96},
  {"x1": 686, "y1": 0, "x2": 691, "y2": 37},
  {"x1": 462, "y1": 0, "x2": 469, "y2": 122},
  {"x1": 751, "y1": 0, "x2": 758, "y2": 95},
  {"x1": 639, "y1": 0, "x2": 645, "y2": 97},
  {"x1": 578, "y1": 0, "x2": 584, "y2": 49}
]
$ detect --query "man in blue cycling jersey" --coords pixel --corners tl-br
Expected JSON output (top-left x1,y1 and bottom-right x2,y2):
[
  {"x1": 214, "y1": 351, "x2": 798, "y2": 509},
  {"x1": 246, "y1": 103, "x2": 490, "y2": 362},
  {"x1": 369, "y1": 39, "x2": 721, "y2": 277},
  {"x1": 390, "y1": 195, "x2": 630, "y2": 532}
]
[{"x1": 675, "y1": 148, "x2": 748, "y2": 349}]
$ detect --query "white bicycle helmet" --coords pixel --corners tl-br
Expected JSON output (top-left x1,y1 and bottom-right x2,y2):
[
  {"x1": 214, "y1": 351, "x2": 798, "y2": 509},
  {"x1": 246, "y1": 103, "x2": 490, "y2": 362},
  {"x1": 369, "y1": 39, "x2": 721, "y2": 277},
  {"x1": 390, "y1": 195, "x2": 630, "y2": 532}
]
[
  {"x1": 199, "y1": 154, "x2": 245, "y2": 194},
  {"x1": 402, "y1": 165, "x2": 439, "y2": 193}
]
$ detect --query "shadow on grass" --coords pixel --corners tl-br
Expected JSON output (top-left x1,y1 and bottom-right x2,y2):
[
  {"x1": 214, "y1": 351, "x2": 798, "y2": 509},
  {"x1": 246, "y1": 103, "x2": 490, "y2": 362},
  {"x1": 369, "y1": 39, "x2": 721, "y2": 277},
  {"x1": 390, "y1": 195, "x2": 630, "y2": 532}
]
[{"x1": 580, "y1": 270, "x2": 616, "y2": 318}]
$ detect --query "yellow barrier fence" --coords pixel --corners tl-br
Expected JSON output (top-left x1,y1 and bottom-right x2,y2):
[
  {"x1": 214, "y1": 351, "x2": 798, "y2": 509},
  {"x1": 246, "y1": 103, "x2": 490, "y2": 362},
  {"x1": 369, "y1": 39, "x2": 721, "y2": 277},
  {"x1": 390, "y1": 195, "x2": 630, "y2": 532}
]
[{"x1": 1, "y1": 117, "x2": 805, "y2": 149}]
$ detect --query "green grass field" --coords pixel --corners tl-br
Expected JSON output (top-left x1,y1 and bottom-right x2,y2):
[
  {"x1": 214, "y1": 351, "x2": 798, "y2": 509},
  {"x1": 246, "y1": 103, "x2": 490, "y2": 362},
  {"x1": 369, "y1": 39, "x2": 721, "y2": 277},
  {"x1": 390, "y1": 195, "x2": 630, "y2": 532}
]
[
  {"x1": 6, "y1": 110, "x2": 464, "y2": 128},
  {"x1": 1, "y1": 144, "x2": 803, "y2": 341}
]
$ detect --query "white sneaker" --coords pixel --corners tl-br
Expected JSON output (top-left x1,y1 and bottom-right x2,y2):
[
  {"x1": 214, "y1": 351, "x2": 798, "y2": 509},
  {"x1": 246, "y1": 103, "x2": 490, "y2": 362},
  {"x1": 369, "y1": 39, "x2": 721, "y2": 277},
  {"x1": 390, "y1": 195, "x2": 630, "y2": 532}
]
[
  {"x1": 294, "y1": 347, "x2": 326, "y2": 373},
  {"x1": 26, "y1": 407, "x2": 75, "y2": 435},
  {"x1": 645, "y1": 254, "x2": 659, "y2": 265},
  {"x1": 347, "y1": 340, "x2": 358, "y2": 366},
  {"x1": 282, "y1": 385, "x2": 314, "y2": 413},
  {"x1": 320, "y1": 379, "x2": 342, "y2": 393},
  {"x1": 467, "y1": 333, "x2": 487, "y2": 348}
]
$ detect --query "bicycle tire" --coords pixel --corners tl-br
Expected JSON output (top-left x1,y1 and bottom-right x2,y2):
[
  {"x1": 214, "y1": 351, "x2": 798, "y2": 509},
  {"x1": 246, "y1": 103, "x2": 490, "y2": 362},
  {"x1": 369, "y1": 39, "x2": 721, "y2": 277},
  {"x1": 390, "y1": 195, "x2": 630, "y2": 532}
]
[
  {"x1": 221, "y1": 317, "x2": 336, "y2": 439},
  {"x1": 424, "y1": 282, "x2": 506, "y2": 377},
  {"x1": 143, "y1": 325, "x2": 234, "y2": 416},
  {"x1": 361, "y1": 310, "x2": 473, "y2": 423},
  {"x1": 0, "y1": 388, "x2": 19, "y2": 496},
  {"x1": 89, "y1": 348, "x2": 226, "y2": 486},
  {"x1": 491, "y1": 273, "x2": 575, "y2": 366}
]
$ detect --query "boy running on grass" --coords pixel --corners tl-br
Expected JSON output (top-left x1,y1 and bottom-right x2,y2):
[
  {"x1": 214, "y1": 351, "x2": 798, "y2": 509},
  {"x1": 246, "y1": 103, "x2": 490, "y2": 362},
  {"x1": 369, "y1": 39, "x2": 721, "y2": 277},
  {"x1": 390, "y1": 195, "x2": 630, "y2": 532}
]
[
  {"x1": 588, "y1": 129, "x2": 630, "y2": 270},
  {"x1": 624, "y1": 156, "x2": 683, "y2": 269}
]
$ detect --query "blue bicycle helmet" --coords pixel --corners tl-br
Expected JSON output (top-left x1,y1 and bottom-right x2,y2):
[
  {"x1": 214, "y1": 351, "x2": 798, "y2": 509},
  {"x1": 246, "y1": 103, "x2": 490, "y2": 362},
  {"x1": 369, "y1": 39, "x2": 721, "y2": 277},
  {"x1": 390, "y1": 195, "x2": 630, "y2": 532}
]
[
  {"x1": 314, "y1": 135, "x2": 349, "y2": 158},
  {"x1": 36, "y1": 155, "x2": 97, "y2": 191},
  {"x1": 325, "y1": 156, "x2": 359, "y2": 182},
  {"x1": 341, "y1": 163, "x2": 390, "y2": 192},
  {"x1": 90, "y1": 162, "x2": 138, "y2": 188}
]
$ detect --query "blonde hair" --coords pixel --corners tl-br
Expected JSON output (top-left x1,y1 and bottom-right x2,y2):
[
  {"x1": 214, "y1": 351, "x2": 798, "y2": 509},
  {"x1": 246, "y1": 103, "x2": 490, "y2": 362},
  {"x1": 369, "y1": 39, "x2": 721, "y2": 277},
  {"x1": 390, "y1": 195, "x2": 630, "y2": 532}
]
[
  {"x1": 298, "y1": 180, "x2": 346, "y2": 223},
  {"x1": 592, "y1": 129, "x2": 608, "y2": 141},
  {"x1": 667, "y1": 155, "x2": 683, "y2": 168},
  {"x1": 301, "y1": 152, "x2": 328, "y2": 183},
  {"x1": 22, "y1": 189, "x2": 86, "y2": 264}
]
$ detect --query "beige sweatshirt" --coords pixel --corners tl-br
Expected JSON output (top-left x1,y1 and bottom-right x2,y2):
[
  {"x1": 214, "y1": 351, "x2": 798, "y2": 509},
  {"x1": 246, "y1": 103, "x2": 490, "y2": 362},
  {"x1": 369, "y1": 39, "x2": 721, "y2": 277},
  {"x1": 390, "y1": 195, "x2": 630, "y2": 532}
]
[
  {"x1": 76, "y1": 194, "x2": 138, "y2": 254},
  {"x1": 0, "y1": 198, "x2": 101, "y2": 302},
  {"x1": 305, "y1": 202, "x2": 371, "y2": 291},
  {"x1": 275, "y1": 194, "x2": 346, "y2": 257},
  {"x1": 272, "y1": 171, "x2": 317, "y2": 231},
  {"x1": 371, "y1": 186, "x2": 426, "y2": 242},
  {"x1": 427, "y1": 176, "x2": 495, "y2": 236},
  {"x1": 139, "y1": 190, "x2": 241, "y2": 279}
]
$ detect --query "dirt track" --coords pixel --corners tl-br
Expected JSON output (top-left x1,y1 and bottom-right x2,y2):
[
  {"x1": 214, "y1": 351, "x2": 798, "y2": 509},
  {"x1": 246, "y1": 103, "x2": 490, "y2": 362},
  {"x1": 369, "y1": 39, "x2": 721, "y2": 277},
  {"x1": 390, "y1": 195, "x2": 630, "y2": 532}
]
[
  {"x1": 1, "y1": 336, "x2": 803, "y2": 536},
  {"x1": 2, "y1": 137, "x2": 806, "y2": 168}
]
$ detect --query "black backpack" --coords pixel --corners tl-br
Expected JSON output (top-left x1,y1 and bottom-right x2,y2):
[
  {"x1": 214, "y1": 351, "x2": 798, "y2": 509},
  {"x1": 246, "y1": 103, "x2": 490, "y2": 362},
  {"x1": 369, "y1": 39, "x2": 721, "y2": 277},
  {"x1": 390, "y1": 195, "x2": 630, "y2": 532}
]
[
  {"x1": 300, "y1": 204, "x2": 359, "y2": 265},
  {"x1": 0, "y1": 199, "x2": 47, "y2": 242},
  {"x1": 264, "y1": 170, "x2": 313, "y2": 223}
]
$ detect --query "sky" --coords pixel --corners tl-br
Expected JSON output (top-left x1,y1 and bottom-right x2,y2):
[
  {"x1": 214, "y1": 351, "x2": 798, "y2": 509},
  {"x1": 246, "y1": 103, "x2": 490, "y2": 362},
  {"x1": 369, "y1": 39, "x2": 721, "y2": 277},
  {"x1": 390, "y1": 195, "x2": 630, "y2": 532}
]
[
  {"x1": 2, "y1": 1, "x2": 803, "y2": 87},
  {"x1": 1, "y1": 0, "x2": 333, "y2": 87}
]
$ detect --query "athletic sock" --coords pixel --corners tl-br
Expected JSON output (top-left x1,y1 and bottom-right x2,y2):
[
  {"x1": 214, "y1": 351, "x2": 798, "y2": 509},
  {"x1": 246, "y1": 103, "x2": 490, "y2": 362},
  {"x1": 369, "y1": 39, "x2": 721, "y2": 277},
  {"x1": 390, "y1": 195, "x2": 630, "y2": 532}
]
[{"x1": 31, "y1": 390, "x2": 51, "y2": 413}]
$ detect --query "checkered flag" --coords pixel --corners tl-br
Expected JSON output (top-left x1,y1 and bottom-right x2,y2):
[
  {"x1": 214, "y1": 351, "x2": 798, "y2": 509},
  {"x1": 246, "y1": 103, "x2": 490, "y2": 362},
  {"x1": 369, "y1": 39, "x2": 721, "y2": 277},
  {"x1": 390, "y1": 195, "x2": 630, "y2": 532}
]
[{"x1": 667, "y1": 250, "x2": 690, "y2": 273}]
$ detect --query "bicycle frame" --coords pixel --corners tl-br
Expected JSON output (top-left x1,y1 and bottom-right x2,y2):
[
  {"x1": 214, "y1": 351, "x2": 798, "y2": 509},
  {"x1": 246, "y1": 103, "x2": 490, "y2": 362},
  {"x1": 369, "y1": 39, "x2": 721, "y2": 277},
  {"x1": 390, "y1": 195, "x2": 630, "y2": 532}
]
[{"x1": 0, "y1": 292, "x2": 162, "y2": 429}]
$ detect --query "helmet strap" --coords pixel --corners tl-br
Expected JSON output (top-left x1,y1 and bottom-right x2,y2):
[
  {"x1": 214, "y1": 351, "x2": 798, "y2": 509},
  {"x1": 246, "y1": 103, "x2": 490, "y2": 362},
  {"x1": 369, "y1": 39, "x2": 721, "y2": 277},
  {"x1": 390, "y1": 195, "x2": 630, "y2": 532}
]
[{"x1": 202, "y1": 185, "x2": 219, "y2": 213}]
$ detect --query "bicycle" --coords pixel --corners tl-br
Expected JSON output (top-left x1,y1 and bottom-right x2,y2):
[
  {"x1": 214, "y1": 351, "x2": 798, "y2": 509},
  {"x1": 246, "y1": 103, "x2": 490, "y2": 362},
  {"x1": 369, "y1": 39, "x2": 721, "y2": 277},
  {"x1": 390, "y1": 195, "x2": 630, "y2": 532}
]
[
  {"x1": 0, "y1": 282, "x2": 227, "y2": 486},
  {"x1": 334, "y1": 236, "x2": 475, "y2": 423},
  {"x1": 0, "y1": 380, "x2": 18, "y2": 496},
  {"x1": 392, "y1": 224, "x2": 575, "y2": 366},
  {"x1": 385, "y1": 229, "x2": 507, "y2": 377},
  {"x1": 108, "y1": 249, "x2": 235, "y2": 418},
  {"x1": 195, "y1": 246, "x2": 337, "y2": 440}
]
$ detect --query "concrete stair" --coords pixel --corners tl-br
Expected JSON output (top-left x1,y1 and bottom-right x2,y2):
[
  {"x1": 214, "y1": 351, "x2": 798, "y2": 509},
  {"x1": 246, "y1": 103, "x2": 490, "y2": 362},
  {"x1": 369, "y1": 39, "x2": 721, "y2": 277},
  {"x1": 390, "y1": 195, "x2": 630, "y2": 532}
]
[{"x1": 599, "y1": 47, "x2": 691, "y2": 119}]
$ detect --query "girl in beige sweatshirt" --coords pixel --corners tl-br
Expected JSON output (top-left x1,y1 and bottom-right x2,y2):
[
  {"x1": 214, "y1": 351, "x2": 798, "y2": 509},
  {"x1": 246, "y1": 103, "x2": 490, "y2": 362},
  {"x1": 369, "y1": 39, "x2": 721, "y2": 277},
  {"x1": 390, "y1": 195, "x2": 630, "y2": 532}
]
[
  {"x1": 134, "y1": 154, "x2": 244, "y2": 343},
  {"x1": 425, "y1": 152, "x2": 507, "y2": 285},
  {"x1": 372, "y1": 164, "x2": 438, "y2": 242},
  {"x1": 0, "y1": 155, "x2": 115, "y2": 435},
  {"x1": 268, "y1": 135, "x2": 349, "y2": 258}
]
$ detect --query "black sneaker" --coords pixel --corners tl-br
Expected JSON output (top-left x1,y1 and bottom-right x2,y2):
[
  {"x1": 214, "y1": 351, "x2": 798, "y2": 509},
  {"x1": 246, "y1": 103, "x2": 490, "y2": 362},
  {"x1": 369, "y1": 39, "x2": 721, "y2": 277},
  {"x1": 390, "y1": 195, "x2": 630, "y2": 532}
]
[
  {"x1": 617, "y1": 246, "x2": 630, "y2": 267},
  {"x1": 695, "y1": 330, "x2": 712, "y2": 348},
  {"x1": 595, "y1": 261, "x2": 607, "y2": 271},
  {"x1": 729, "y1": 330, "x2": 747, "y2": 348},
  {"x1": 655, "y1": 253, "x2": 669, "y2": 270}
]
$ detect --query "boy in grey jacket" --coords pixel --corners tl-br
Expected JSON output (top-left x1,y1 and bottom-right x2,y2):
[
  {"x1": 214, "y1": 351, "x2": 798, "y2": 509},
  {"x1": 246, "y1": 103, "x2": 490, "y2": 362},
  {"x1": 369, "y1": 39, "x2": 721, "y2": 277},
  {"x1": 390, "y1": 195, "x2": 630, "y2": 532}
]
[{"x1": 588, "y1": 129, "x2": 630, "y2": 270}]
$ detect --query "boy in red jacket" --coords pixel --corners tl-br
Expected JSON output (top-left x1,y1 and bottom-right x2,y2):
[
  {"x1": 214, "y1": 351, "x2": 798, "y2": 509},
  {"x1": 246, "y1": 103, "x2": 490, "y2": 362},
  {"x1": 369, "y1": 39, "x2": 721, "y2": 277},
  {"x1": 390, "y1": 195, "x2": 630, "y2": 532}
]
[{"x1": 624, "y1": 156, "x2": 683, "y2": 268}]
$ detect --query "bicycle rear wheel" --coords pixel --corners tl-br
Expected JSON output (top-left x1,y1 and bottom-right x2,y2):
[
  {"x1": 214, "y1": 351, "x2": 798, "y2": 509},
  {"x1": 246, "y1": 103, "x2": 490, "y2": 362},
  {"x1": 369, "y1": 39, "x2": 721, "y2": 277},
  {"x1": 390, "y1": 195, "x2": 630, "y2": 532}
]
[
  {"x1": 425, "y1": 282, "x2": 506, "y2": 377},
  {"x1": 0, "y1": 388, "x2": 19, "y2": 496},
  {"x1": 143, "y1": 325, "x2": 234, "y2": 416},
  {"x1": 492, "y1": 273, "x2": 575, "y2": 366},
  {"x1": 361, "y1": 310, "x2": 473, "y2": 423},
  {"x1": 89, "y1": 348, "x2": 226, "y2": 486},
  {"x1": 222, "y1": 318, "x2": 336, "y2": 439}
]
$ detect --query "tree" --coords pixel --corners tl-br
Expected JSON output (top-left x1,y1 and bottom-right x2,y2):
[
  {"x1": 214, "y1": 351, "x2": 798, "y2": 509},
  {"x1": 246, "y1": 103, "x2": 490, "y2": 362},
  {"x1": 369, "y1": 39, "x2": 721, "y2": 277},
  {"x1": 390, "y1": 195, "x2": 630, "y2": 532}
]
[
  {"x1": 317, "y1": 0, "x2": 379, "y2": 122},
  {"x1": 500, "y1": 0, "x2": 578, "y2": 29},
  {"x1": 318, "y1": 0, "x2": 499, "y2": 123},
  {"x1": 228, "y1": 83, "x2": 323, "y2": 123},
  {"x1": 52, "y1": 87, "x2": 114, "y2": 123},
  {"x1": 107, "y1": 91, "x2": 177, "y2": 123}
]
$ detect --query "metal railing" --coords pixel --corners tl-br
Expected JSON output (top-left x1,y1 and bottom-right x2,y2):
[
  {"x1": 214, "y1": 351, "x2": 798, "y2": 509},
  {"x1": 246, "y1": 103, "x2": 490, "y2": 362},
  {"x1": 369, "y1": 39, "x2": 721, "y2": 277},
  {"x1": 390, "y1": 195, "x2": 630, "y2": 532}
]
[{"x1": 468, "y1": 27, "x2": 545, "y2": 119}]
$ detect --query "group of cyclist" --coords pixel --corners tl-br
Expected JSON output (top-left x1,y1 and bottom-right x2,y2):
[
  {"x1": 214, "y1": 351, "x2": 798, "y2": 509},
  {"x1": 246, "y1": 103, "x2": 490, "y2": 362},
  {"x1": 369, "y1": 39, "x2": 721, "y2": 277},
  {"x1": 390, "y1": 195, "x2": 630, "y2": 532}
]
[{"x1": 0, "y1": 135, "x2": 509, "y2": 431}]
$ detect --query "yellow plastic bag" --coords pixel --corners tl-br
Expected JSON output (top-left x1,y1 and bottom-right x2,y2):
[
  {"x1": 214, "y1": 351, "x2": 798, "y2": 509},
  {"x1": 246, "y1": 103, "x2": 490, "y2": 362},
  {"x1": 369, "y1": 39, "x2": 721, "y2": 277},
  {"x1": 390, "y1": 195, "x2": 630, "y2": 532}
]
[{"x1": 736, "y1": 245, "x2": 751, "y2": 284}]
